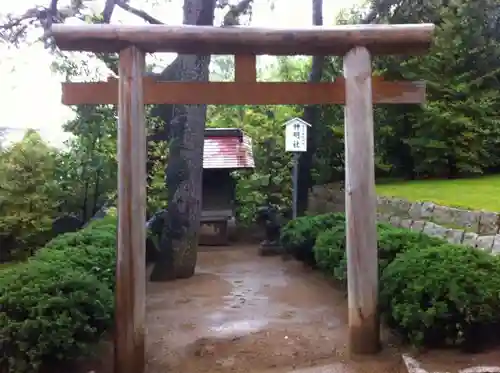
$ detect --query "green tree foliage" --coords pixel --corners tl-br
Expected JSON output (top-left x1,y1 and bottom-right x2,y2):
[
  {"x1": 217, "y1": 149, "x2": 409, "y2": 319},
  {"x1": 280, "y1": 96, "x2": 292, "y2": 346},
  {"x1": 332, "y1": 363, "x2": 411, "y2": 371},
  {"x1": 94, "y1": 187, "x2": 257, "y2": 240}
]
[
  {"x1": 367, "y1": 0, "x2": 500, "y2": 178},
  {"x1": 0, "y1": 104, "x2": 167, "y2": 262},
  {"x1": 56, "y1": 106, "x2": 118, "y2": 221},
  {"x1": 207, "y1": 57, "x2": 307, "y2": 223},
  {"x1": 300, "y1": 0, "x2": 500, "y2": 180},
  {"x1": 202, "y1": 0, "x2": 500, "y2": 218},
  {"x1": 56, "y1": 104, "x2": 168, "y2": 220},
  {"x1": 209, "y1": 104, "x2": 296, "y2": 223},
  {"x1": 146, "y1": 139, "x2": 169, "y2": 214},
  {"x1": 2, "y1": 0, "x2": 500, "y2": 261},
  {"x1": 0, "y1": 131, "x2": 60, "y2": 261}
]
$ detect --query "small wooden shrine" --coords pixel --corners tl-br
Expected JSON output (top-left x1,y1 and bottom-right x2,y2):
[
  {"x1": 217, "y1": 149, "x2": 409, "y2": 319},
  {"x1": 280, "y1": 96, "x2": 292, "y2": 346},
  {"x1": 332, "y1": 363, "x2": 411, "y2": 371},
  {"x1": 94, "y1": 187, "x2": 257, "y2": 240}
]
[{"x1": 200, "y1": 128, "x2": 254, "y2": 245}]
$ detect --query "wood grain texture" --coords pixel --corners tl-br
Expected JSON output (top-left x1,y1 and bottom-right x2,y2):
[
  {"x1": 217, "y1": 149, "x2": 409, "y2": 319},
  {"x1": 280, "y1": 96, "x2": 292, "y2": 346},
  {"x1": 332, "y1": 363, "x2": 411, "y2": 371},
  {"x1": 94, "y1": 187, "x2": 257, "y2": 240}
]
[
  {"x1": 343, "y1": 47, "x2": 380, "y2": 355},
  {"x1": 61, "y1": 78, "x2": 426, "y2": 105},
  {"x1": 115, "y1": 46, "x2": 147, "y2": 373},
  {"x1": 235, "y1": 55, "x2": 257, "y2": 82},
  {"x1": 50, "y1": 23, "x2": 434, "y2": 55}
]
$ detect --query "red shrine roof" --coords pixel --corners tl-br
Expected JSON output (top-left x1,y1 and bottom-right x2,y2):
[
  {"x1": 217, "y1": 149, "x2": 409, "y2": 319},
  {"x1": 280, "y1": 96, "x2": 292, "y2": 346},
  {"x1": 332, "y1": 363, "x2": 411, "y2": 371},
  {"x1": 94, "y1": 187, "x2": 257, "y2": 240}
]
[{"x1": 203, "y1": 128, "x2": 255, "y2": 170}]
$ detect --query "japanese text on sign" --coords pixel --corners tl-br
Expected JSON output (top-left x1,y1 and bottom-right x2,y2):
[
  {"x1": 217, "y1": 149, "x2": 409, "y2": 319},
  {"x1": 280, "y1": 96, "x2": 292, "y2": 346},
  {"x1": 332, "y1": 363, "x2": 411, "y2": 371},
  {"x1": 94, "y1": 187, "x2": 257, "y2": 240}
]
[{"x1": 284, "y1": 117, "x2": 311, "y2": 152}]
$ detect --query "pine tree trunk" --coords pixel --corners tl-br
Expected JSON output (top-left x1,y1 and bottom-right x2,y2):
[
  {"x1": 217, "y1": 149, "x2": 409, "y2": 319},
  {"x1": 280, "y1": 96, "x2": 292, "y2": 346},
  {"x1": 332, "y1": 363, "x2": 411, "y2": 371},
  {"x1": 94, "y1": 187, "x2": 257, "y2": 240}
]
[
  {"x1": 150, "y1": 0, "x2": 215, "y2": 282},
  {"x1": 297, "y1": 0, "x2": 324, "y2": 216}
]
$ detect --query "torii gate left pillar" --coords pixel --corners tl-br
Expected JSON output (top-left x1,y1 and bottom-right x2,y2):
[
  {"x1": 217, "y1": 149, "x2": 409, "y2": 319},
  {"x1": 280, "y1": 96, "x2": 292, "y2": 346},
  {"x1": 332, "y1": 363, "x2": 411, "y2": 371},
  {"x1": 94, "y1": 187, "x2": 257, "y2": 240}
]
[{"x1": 51, "y1": 23, "x2": 434, "y2": 373}]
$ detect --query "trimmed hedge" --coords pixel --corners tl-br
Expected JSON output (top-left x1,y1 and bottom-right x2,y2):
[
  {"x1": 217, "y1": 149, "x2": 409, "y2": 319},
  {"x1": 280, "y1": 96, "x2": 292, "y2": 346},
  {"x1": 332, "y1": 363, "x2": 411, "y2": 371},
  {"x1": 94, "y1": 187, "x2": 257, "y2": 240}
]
[
  {"x1": 313, "y1": 217, "x2": 447, "y2": 285},
  {"x1": 0, "y1": 216, "x2": 117, "y2": 373},
  {"x1": 34, "y1": 241, "x2": 116, "y2": 290},
  {"x1": 280, "y1": 212, "x2": 344, "y2": 266},
  {"x1": 377, "y1": 228, "x2": 446, "y2": 272},
  {"x1": 284, "y1": 212, "x2": 500, "y2": 349},
  {"x1": 313, "y1": 224, "x2": 346, "y2": 283},
  {"x1": 380, "y1": 245, "x2": 500, "y2": 348}
]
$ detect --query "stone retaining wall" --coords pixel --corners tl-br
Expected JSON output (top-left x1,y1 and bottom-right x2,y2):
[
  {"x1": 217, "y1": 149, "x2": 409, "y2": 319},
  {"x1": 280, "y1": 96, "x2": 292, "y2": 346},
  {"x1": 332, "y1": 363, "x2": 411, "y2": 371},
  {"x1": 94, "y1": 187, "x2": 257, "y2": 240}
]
[{"x1": 308, "y1": 183, "x2": 500, "y2": 255}]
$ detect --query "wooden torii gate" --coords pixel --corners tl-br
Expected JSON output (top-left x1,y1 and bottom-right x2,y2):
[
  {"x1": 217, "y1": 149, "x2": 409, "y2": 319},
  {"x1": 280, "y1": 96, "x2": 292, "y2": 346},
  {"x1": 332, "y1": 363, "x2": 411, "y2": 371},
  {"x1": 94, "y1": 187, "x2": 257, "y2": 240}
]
[{"x1": 51, "y1": 23, "x2": 434, "y2": 373}]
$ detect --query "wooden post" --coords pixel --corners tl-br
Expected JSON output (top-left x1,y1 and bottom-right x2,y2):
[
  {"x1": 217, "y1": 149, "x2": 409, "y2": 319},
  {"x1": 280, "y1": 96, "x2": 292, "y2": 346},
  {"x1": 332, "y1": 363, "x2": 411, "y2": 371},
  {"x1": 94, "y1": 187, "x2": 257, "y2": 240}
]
[
  {"x1": 235, "y1": 54, "x2": 257, "y2": 82},
  {"x1": 115, "y1": 46, "x2": 147, "y2": 373},
  {"x1": 343, "y1": 47, "x2": 379, "y2": 354}
]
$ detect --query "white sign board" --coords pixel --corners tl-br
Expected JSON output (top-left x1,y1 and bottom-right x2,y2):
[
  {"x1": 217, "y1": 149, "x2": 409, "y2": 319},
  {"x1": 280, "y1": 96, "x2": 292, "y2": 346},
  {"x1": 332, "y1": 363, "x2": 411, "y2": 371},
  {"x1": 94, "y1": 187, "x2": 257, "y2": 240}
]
[{"x1": 284, "y1": 117, "x2": 311, "y2": 152}]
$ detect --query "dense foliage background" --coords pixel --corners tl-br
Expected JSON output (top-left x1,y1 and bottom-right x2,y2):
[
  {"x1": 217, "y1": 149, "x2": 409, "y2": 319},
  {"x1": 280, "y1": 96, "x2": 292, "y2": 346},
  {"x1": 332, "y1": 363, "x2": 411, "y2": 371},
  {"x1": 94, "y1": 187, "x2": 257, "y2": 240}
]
[{"x1": 1, "y1": 0, "x2": 500, "y2": 257}]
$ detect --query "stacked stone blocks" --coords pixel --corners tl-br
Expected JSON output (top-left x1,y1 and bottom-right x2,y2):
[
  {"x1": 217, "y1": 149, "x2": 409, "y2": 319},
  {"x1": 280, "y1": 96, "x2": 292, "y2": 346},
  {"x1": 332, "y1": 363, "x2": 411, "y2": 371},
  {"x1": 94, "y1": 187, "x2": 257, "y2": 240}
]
[{"x1": 308, "y1": 183, "x2": 500, "y2": 255}]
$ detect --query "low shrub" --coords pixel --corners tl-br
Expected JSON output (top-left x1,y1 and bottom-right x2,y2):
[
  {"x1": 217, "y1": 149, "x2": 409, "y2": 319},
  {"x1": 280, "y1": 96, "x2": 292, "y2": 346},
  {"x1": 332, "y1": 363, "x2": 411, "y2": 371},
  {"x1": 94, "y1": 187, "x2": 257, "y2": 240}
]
[
  {"x1": 380, "y1": 244, "x2": 500, "y2": 348},
  {"x1": 34, "y1": 244, "x2": 116, "y2": 290},
  {"x1": 280, "y1": 213, "x2": 344, "y2": 266},
  {"x1": 313, "y1": 224, "x2": 347, "y2": 283},
  {"x1": 0, "y1": 261, "x2": 113, "y2": 373},
  {"x1": 313, "y1": 218, "x2": 500, "y2": 349},
  {"x1": 377, "y1": 228, "x2": 446, "y2": 272},
  {"x1": 85, "y1": 213, "x2": 118, "y2": 232},
  {"x1": 313, "y1": 222, "x2": 447, "y2": 285},
  {"x1": 43, "y1": 225, "x2": 116, "y2": 252},
  {"x1": 0, "y1": 216, "x2": 117, "y2": 373}
]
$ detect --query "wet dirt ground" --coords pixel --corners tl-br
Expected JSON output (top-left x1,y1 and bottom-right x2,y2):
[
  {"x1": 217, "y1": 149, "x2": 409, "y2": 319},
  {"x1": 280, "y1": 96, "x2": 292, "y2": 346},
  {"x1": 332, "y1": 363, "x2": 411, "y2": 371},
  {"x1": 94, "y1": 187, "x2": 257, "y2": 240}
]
[{"x1": 85, "y1": 245, "x2": 500, "y2": 373}]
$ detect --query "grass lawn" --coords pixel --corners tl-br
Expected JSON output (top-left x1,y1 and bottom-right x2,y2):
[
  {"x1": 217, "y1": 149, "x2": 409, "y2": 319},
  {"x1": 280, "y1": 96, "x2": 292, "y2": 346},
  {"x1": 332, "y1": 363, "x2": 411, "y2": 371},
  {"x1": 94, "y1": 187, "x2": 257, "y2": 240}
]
[{"x1": 375, "y1": 174, "x2": 500, "y2": 211}]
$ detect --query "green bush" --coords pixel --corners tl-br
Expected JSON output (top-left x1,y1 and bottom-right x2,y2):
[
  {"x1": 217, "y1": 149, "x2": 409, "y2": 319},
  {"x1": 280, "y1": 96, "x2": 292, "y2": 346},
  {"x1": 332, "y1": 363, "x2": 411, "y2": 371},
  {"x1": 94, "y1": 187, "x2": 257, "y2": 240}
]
[
  {"x1": 0, "y1": 131, "x2": 61, "y2": 261},
  {"x1": 377, "y1": 228, "x2": 446, "y2": 273},
  {"x1": 34, "y1": 217, "x2": 116, "y2": 289},
  {"x1": 85, "y1": 213, "x2": 118, "y2": 231},
  {"x1": 0, "y1": 216, "x2": 117, "y2": 373},
  {"x1": 313, "y1": 224, "x2": 347, "y2": 283},
  {"x1": 313, "y1": 222, "x2": 447, "y2": 285},
  {"x1": 34, "y1": 244, "x2": 116, "y2": 290},
  {"x1": 0, "y1": 261, "x2": 113, "y2": 373},
  {"x1": 280, "y1": 213, "x2": 344, "y2": 265},
  {"x1": 380, "y1": 244, "x2": 500, "y2": 348},
  {"x1": 43, "y1": 225, "x2": 116, "y2": 252}
]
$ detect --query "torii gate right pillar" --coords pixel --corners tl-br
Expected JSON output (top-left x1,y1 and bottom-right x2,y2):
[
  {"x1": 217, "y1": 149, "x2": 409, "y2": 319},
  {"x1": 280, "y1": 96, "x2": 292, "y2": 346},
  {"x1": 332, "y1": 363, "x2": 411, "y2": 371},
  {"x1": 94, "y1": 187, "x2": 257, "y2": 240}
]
[{"x1": 343, "y1": 47, "x2": 379, "y2": 353}]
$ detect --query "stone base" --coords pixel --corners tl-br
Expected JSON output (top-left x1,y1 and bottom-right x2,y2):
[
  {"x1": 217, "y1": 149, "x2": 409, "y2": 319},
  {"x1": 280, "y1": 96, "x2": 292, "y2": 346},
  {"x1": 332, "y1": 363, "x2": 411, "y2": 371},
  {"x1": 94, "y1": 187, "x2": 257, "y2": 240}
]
[{"x1": 258, "y1": 242, "x2": 284, "y2": 256}]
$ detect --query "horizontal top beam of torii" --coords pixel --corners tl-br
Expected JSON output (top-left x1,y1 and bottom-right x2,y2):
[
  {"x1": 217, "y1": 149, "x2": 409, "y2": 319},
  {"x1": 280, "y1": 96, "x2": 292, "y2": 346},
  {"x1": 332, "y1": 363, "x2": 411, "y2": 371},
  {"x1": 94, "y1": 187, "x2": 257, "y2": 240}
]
[
  {"x1": 50, "y1": 23, "x2": 435, "y2": 56},
  {"x1": 62, "y1": 77, "x2": 426, "y2": 105}
]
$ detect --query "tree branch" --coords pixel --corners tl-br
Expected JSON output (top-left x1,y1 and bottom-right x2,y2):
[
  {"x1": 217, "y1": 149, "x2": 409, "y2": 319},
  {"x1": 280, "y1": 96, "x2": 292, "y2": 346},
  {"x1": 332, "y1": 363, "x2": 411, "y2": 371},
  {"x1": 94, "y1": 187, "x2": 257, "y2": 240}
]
[
  {"x1": 102, "y1": 0, "x2": 116, "y2": 23},
  {"x1": 222, "y1": 0, "x2": 254, "y2": 26},
  {"x1": 115, "y1": 0, "x2": 164, "y2": 24},
  {"x1": 1, "y1": 0, "x2": 252, "y2": 77},
  {"x1": 96, "y1": 0, "x2": 164, "y2": 73},
  {"x1": 0, "y1": 9, "x2": 36, "y2": 31},
  {"x1": 1, "y1": 8, "x2": 43, "y2": 44},
  {"x1": 361, "y1": 0, "x2": 400, "y2": 24},
  {"x1": 1, "y1": 0, "x2": 165, "y2": 45},
  {"x1": 1, "y1": 0, "x2": 86, "y2": 45}
]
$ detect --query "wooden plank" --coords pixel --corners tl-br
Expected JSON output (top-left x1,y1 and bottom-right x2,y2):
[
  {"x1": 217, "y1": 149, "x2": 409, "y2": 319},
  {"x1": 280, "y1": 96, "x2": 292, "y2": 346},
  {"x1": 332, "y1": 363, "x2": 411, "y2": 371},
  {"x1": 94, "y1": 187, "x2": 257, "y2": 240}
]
[
  {"x1": 61, "y1": 78, "x2": 426, "y2": 105},
  {"x1": 50, "y1": 23, "x2": 435, "y2": 55},
  {"x1": 201, "y1": 209, "x2": 233, "y2": 219},
  {"x1": 343, "y1": 47, "x2": 379, "y2": 355},
  {"x1": 235, "y1": 55, "x2": 257, "y2": 82},
  {"x1": 115, "y1": 46, "x2": 147, "y2": 373}
]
